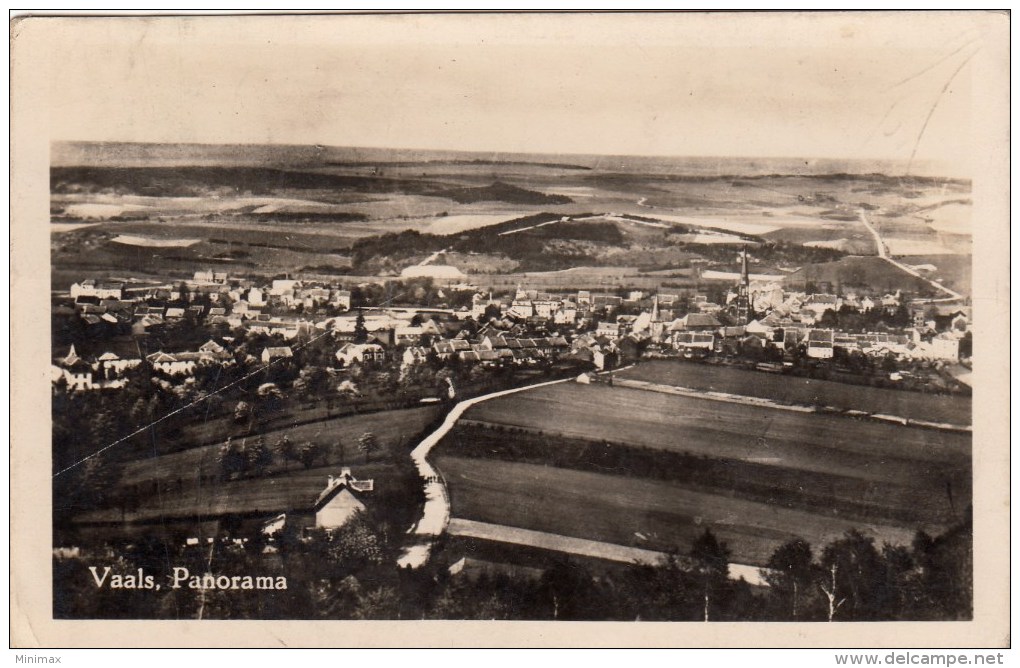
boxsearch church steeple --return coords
[62,344,80,366]
[736,246,751,324]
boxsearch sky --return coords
[16,12,1001,171]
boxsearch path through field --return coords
[448,518,768,586]
[858,208,963,301]
[612,377,970,432]
[396,377,572,568]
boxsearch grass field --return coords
[440,381,969,567]
[615,361,971,425]
[899,254,972,297]
[119,405,441,486]
[435,456,920,567]
[463,384,970,481]
[444,420,963,526]
[76,405,441,524]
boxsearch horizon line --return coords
[51,139,956,171]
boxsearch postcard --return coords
[10,11,1010,648]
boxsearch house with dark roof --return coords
[806,329,835,359]
[263,469,375,538]
[310,469,374,530]
[262,346,295,364]
[335,343,384,366]
[669,313,722,332]
[52,345,95,391]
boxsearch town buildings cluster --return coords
[54,256,971,394]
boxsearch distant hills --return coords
[50,166,441,198]
[51,141,967,180]
[432,181,572,205]
[51,166,573,208]
[349,211,846,274]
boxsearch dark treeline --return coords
[431,181,573,205]
[53,517,971,621]
[443,423,964,526]
[348,213,845,274]
[50,166,443,198]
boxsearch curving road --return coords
[857,209,963,302]
[396,377,573,568]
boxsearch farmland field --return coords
[434,456,920,567]
[438,381,970,568]
[615,360,971,425]
[462,384,970,479]
[74,405,441,524]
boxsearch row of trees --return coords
[217,432,381,481]
[54,514,971,621]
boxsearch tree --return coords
[304,366,330,398]
[690,528,731,621]
[276,435,297,467]
[326,514,385,572]
[233,401,251,424]
[358,432,379,463]
[817,561,845,622]
[958,331,972,358]
[353,309,368,344]
[765,538,816,620]
[537,560,598,620]
[483,303,501,322]
[218,438,247,480]
[246,436,273,475]
[88,410,119,450]
[55,454,122,513]
[819,529,889,621]
[298,441,324,469]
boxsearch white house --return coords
[70,279,123,300]
[53,345,95,391]
[261,347,294,364]
[313,469,374,530]
[806,329,835,359]
[595,321,623,340]
[333,290,352,311]
[271,279,300,296]
[335,343,386,366]
[931,334,960,361]
[401,346,430,366]
[95,352,142,379]
[193,270,228,285]
[248,287,266,307]
[147,351,198,376]
[508,300,535,319]
[532,299,560,319]
[553,302,578,325]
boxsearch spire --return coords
[736,246,751,325]
[63,345,80,366]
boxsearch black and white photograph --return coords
[10,10,1010,648]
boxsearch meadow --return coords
[75,405,441,525]
[436,381,970,567]
[615,361,971,425]
[434,456,920,567]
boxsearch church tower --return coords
[736,246,751,324]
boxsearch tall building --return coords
[735,246,751,324]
